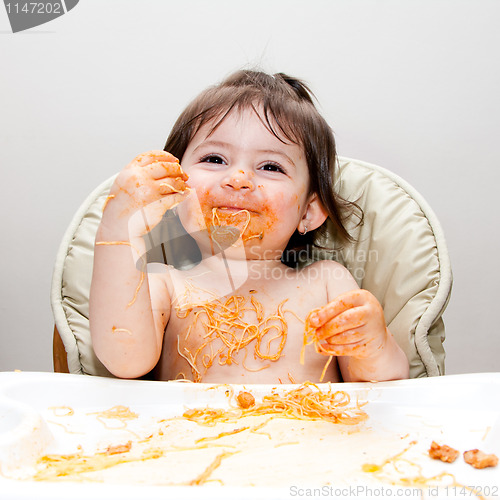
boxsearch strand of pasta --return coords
[174,287,289,381]
[95,240,146,307]
[210,207,263,243]
[188,451,238,485]
[183,382,368,426]
[362,444,485,499]
[301,307,334,382]
[102,194,116,211]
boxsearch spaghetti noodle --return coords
[33,447,165,481]
[207,207,264,248]
[363,443,487,499]
[88,405,139,429]
[174,284,290,382]
[48,406,74,417]
[188,451,238,485]
[95,240,146,307]
[183,383,367,426]
[210,208,250,246]
[301,308,333,382]
[102,194,115,211]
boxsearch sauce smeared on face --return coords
[178,108,315,259]
[192,190,281,251]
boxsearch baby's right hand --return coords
[106,150,189,236]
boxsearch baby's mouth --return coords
[216,205,258,214]
[210,207,251,235]
[208,207,264,245]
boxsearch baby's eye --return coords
[200,154,225,164]
[259,163,286,174]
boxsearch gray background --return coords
[1,0,499,375]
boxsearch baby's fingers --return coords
[158,178,189,195]
[320,325,365,345]
[146,161,189,181]
[317,340,369,358]
[308,289,367,328]
[132,150,179,167]
[313,307,366,341]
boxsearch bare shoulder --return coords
[300,259,354,280]
[300,260,359,297]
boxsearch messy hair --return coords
[164,69,361,250]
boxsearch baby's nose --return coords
[223,168,255,190]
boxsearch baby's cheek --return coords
[292,193,303,213]
[258,208,279,239]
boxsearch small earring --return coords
[299,224,308,235]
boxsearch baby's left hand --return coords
[307,289,389,359]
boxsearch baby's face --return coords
[177,107,311,260]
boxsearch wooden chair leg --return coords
[53,325,70,373]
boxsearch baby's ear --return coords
[298,193,328,234]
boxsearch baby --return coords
[89,70,409,384]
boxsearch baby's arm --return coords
[89,151,188,378]
[308,262,409,382]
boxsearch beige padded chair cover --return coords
[51,157,452,378]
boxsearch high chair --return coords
[51,157,452,378]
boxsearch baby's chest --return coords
[169,283,327,378]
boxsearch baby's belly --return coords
[156,321,342,384]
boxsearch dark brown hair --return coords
[164,69,360,251]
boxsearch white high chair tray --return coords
[0,372,498,500]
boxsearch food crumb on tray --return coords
[463,449,498,469]
[428,441,459,463]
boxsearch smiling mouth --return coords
[209,207,252,241]
[216,206,258,214]
[211,207,252,226]
[203,207,265,245]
